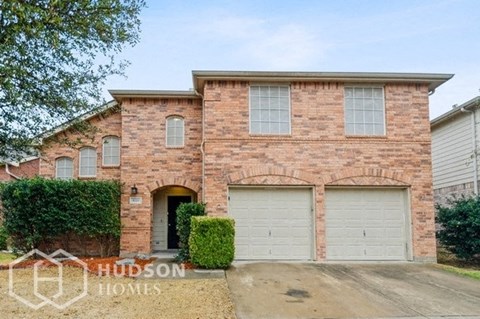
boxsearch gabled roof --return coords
[38,100,118,142]
[192,70,453,93]
[431,96,480,128]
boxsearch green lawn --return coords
[0,252,15,265]
[437,247,480,280]
[439,264,480,280]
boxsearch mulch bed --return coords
[0,256,156,277]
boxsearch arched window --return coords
[79,147,97,177]
[166,116,184,147]
[102,136,120,166]
[55,157,73,180]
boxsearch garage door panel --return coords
[229,188,313,260]
[326,188,408,261]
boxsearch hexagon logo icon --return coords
[9,249,88,310]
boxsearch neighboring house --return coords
[24,70,453,262]
[431,96,480,207]
[0,157,39,181]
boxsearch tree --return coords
[0,0,145,160]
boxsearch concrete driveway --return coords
[226,263,480,319]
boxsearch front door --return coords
[167,196,192,249]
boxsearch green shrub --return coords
[0,225,8,250]
[436,195,480,260]
[175,202,205,262]
[0,177,121,256]
[189,216,235,269]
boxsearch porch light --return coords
[131,184,138,195]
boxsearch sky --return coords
[104,0,480,119]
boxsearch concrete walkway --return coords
[226,262,480,319]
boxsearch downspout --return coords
[5,163,20,180]
[194,90,206,202]
[461,107,478,195]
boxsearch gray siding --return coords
[432,112,474,189]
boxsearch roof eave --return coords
[431,96,480,127]
[192,70,454,92]
[38,100,118,142]
[109,90,200,101]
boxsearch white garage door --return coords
[325,188,409,261]
[228,188,313,260]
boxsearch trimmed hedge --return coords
[175,202,205,262]
[189,216,235,269]
[436,195,480,260]
[0,177,121,256]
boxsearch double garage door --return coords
[228,187,409,261]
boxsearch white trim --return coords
[165,116,185,148]
[55,157,73,180]
[249,84,291,135]
[102,136,121,167]
[344,86,386,136]
[78,147,97,178]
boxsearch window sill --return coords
[345,135,387,139]
[78,176,96,180]
[249,134,292,138]
[166,146,185,149]
[101,165,120,169]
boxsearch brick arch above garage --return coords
[323,168,412,186]
[225,165,315,185]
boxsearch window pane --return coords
[374,88,383,98]
[166,117,184,146]
[80,148,96,177]
[344,87,385,136]
[250,86,290,134]
[345,123,355,135]
[103,137,120,166]
[56,158,73,180]
[345,98,354,109]
[374,124,385,135]
[345,110,354,123]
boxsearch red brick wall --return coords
[39,111,122,180]
[202,80,436,262]
[119,97,203,255]
[0,158,40,181]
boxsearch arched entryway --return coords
[151,186,197,251]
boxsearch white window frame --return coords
[102,136,120,166]
[166,116,185,147]
[55,157,73,180]
[79,147,97,177]
[249,85,291,135]
[344,86,386,136]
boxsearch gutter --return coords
[461,107,478,195]
[194,90,206,202]
[5,163,20,180]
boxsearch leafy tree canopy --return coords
[0,0,145,160]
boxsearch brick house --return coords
[431,96,480,207]
[0,157,39,181]
[36,70,452,262]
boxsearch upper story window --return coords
[344,87,385,136]
[250,85,291,135]
[55,157,73,180]
[79,147,97,177]
[103,136,120,166]
[166,116,184,147]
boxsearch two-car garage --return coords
[228,187,410,261]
